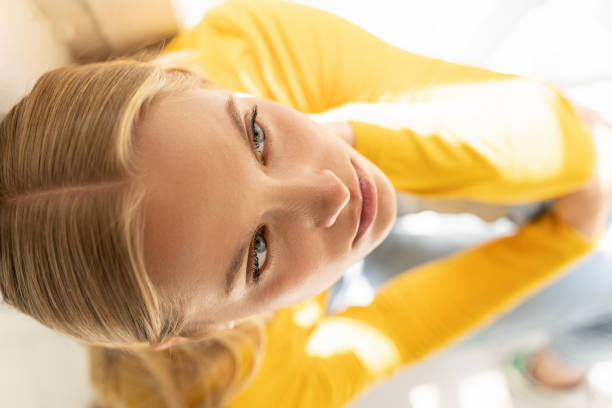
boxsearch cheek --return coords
[256,231,338,310]
[272,104,329,150]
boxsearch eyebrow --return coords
[224,95,257,296]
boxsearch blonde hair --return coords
[0,58,266,407]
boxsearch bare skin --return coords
[528,349,586,389]
[553,103,612,241]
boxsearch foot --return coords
[503,349,594,408]
[528,349,586,390]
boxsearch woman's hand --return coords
[553,103,612,240]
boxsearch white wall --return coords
[0,304,94,407]
[0,0,72,116]
[0,1,179,406]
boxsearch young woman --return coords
[1,0,610,407]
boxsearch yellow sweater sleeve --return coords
[166,0,595,203]
[349,82,595,202]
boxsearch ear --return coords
[152,336,189,351]
[153,321,236,350]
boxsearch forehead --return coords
[135,89,250,307]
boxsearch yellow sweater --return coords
[166,1,597,406]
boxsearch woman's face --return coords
[137,88,396,330]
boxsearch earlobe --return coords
[152,336,188,351]
[153,322,237,350]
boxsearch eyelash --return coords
[247,105,269,285]
[249,227,268,284]
[249,106,266,163]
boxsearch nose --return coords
[269,168,350,228]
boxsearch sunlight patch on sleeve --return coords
[292,299,324,328]
[305,317,400,376]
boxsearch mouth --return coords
[350,158,378,247]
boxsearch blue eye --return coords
[250,227,267,284]
[250,106,266,160]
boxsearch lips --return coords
[350,159,378,247]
